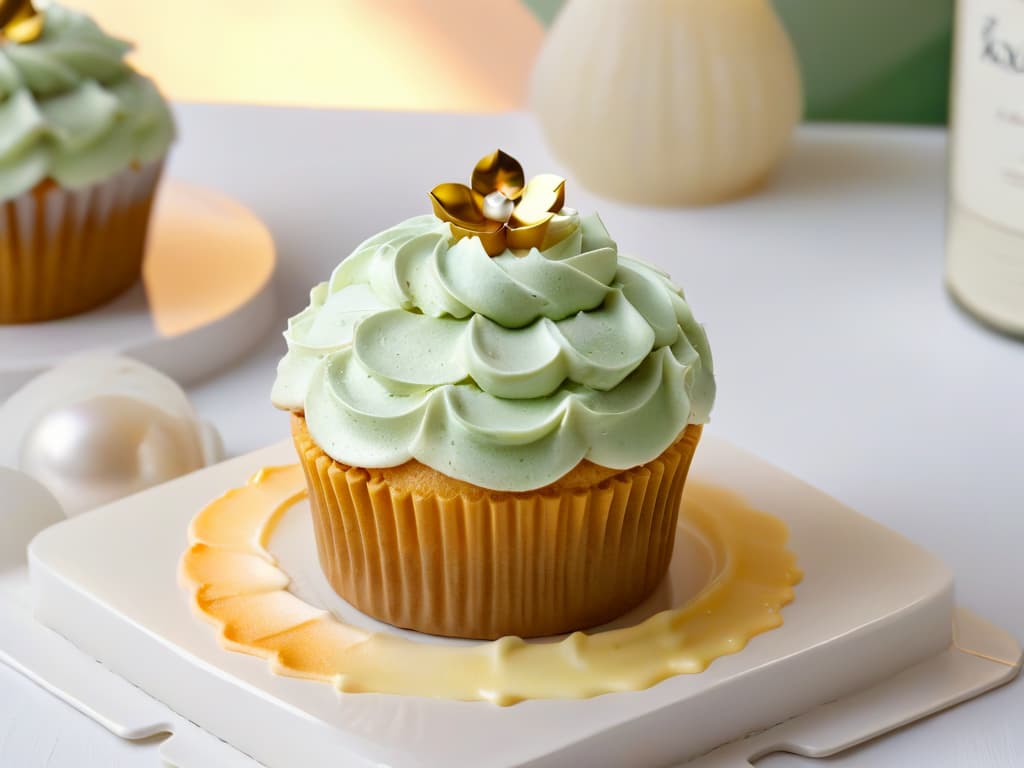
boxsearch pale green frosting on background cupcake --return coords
[273,213,715,492]
[0,4,175,201]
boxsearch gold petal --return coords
[511,173,565,227]
[0,0,30,27]
[449,221,507,257]
[430,183,487,229]
[506,215,552,252]
[472,150,526,201]
[0,0,43,43]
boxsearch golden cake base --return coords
[292,415,703,639]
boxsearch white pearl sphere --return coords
[482,191,515,222]
[20,395,205,516]
[0,355,222,517]
[17,397,204,518]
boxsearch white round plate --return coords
[0,180,277,399]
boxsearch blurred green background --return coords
[523,0,954,124]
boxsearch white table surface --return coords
[1,103,1021,768]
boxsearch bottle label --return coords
[953,0,1024,233]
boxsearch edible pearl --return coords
[482,191,515,222]
[20,395,205,517]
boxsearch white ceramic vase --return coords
[530,0,802,205]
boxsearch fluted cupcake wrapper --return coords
[293,415,702,640]
[0,160,164,324]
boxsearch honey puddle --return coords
[180,465,801,705]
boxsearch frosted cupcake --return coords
[0,2,175,324]
[273,151,715,639]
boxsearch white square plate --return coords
[22,436,1021,767]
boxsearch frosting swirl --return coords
[0,4,175,201]
[272,214,715,491]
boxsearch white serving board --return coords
[8,437,1020,767]
[0,180,277,399]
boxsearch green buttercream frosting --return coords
[272,214,715,491]
[0,4,175,201]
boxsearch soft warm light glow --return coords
[143,181,275,337]
[63,0,543,111]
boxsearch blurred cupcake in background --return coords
[0,1,175,324]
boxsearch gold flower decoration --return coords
[430,150,574,257]
[0,0,42,44]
